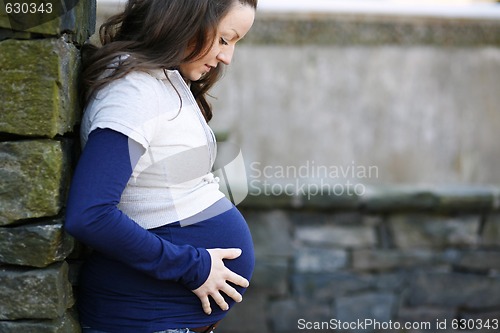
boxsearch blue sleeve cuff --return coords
[182,247,211,290]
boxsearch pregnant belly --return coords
[78,199,254,328]
[153,200,255,283]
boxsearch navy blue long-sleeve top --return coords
[65,128,255,332]
[65,128,211,289]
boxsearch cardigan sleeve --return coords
[64,128,211,290]
[80,71,165,150]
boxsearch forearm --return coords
[64,128,210,289]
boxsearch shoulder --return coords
[81,71,167,148]
[102,70,162,100]
[88,69,169,114]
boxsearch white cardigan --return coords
[80,69,225,229]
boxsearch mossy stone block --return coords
[0,140,67,225]
[0,311,80,333]
[0,220,74,267]
[0,262,74,320]
[0,38,80,137]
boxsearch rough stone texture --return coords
[0,140,67,225]
[483,213,500,246]
[0,220,74,267]
[360,186,497,213]
[434,186,499,212]
[301,191,361,210]
[242,190,296,209]
[217,288,269,333]
[460,309,500,322]
[0,0,96,44]
[0,38,80,138]
[361,187,440,212]
[251,257,288,296]
[270,298,332,333]
[245,13,500,46]
[244,210,294,258]
[453,250,500,272]
[374,272,412,292]
[292,273,374,300]
[352,249,438,271]
[295,225,376,248]
[238,190,500,332]
[407,272,500,309]
[290,211,365,226]
[241,186,500,214]
[0,311,80,333]
[294,247,347,273]
[389,214,480,249]
[334,293,396,333]
[0,262,74,320]
[0,28,31,40]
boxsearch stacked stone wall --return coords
[0,2,95,332]
[220,189,500,333]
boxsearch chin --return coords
[187,74,203,82]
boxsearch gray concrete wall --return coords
[210,11,500,187]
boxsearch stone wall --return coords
[0,1,95,332]
[219,188,500,333]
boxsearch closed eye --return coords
[220,37,229,46]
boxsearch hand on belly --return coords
[191,248,249,315]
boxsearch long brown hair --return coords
[81,0,257,122]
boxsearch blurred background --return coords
[98,0,500,188]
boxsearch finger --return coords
[199,295,212,315]
[211,292,229,311]
[226,271,249,288]
[221,284,242,303]
[216,248,242,260]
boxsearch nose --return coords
[216,46,235,65]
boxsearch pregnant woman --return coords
[64,1,257,332]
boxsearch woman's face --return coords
[179,3,255,81]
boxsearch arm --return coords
[65,128,248,312]
[65,128,205,289]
